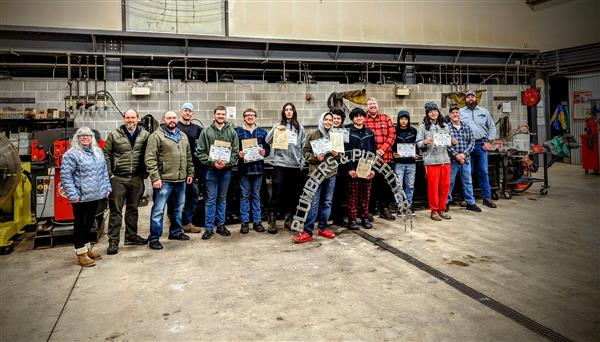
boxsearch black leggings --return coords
[72,200,99,249]
[269,166,304,218]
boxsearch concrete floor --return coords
[0,162,598,341]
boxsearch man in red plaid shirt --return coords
[364,97,396,220]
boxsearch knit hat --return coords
[465,90,476,97]
[424,102,439,114]
[349,108,366,120]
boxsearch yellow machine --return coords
[0,134,35,254]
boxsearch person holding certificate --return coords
[344,108,377,230]
[293,112,339,243]
[235,108,271,234]
[416,102,457,221]
[392,110,418,211]
[196,106,239,239]
[265,103,306,234]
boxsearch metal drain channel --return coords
[352,229,572,342]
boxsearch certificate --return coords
[288,131,298,145]
[243,146,263,163]
[310,138,332,156]
[433,133,451,147]
[331,128,349,143]
[272,129,289,150]
[241,138,258,150]
[397,143,416,158]
[356,158,373,179]
[209,145,231,163]
[330,131,345,153]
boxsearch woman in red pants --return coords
[416,102,457,221]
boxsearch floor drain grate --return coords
[353,229,572,342]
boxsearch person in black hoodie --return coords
[392,110,418,210]
[344,108,376,230]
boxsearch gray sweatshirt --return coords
[416,123,451,166]
[265,122,305,168]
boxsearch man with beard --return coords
[103,109,150,255]
[167,103,203,234]
[196,106,239,240]
[460,90,497,208]
[144,111,194,250]
[364,97,396,220]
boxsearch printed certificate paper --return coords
[243,146,263,162]
[356,158,373,179]
[272,129,289,150]
[433,133,451,147]
[209,140,232,162]
[310,138,332,156]
[397,143,416,158]
[329,131,345,153]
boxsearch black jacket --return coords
[392,112,418,164]
[344,124,376,171]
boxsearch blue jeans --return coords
[448,161,476,205]
[204,168,232,230]
[304,176,336,235]
[471,140,492,200]
[239,174,262,223]
[394,163,416,205]
[167,179,199,226]
[149,181,185,242]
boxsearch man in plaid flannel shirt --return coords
[364,97,396,220]
[447,104,481,213]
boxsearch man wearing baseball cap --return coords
[167,102,204,233]
[460,90,497,208]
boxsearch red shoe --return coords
[317,229,335,239]
[292,231,313,243]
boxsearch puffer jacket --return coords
[145,125,194,183]
[103,125,149,177]
[196,121,239,169]
[61,147,111,202]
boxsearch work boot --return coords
[202,229,214,240]
[75,246,95,267]
[483,199,497,208]
[86,243,102,260]
[267,213,277,234]
[379,207,396,221]
[466,204,482,212]
[240,222,250,234]
[361,219,373,229]
[124,235,147,245]
[184,223,202,233]
[253,222,265,232]
[106,240,118,255]
[348,220,359,230]
[216,225,231,236]
[367,213,374,222]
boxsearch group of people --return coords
[59,92,497,267]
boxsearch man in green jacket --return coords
[196,105,239,240]
[144,111,194,250]
[104,109,150,255]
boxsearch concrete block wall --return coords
[1,79,528,139]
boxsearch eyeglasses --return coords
[78,135,92,139]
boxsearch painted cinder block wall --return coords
[0,79,528,139]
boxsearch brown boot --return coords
[76,246,96,267]
[86,243,102,260]
[184,223,202,233]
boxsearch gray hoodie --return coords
[265,121,305,168]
